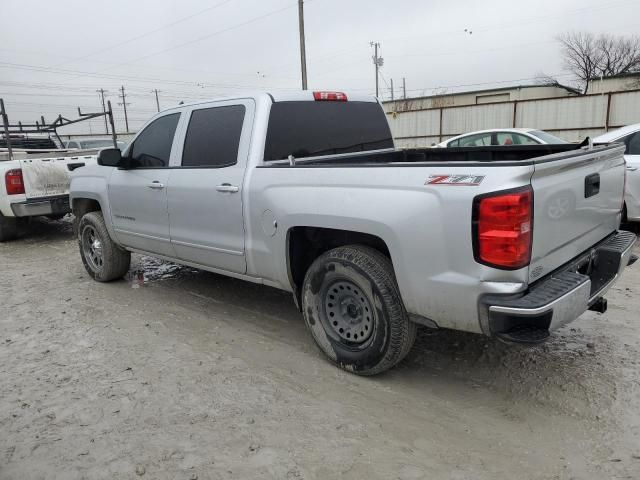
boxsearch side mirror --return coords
[97,148,122,167]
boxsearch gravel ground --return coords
[1,218,639,480]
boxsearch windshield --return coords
[530,130,568,144]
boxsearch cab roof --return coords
[160,91,379,112]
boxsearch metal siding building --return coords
[385,86,640,147]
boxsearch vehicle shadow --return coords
[12,215,75,243]
[13,221,630,420]
[128,254,628,419]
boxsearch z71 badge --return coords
[425,174,485,186]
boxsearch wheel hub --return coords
[82,225,104,272]
[324,280,373,343]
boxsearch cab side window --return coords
[181,105,245,168]
[129,113,180,168]
[459,133,492,147]
[496,132,539,145]
[626,132,640,155]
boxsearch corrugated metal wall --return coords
[442,103,513,135]
[386,89,640,147]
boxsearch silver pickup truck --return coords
[70,91,636,375]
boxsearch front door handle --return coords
[147,181,165,189]
[627,166,638,172]
[216,184,239,193]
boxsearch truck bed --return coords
[263,143,590,167]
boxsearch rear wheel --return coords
[78,211,131,281]
[0,213,19,242]
[301,245,416,375]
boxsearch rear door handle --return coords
[216,184,239,193]
[627,166,638,171]
[147,181,165,189]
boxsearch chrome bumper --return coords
[10,195,70,218]
[482,230,637,342]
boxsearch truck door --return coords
[108,112,181,257]
[167,100,253,274]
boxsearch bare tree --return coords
[558,32,603,94]
[557,32,640,94]
[534,72,580,94]
[597,34,640,77]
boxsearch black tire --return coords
[78,211,131,282]
[0,213,19,242]
[301,245,416,375]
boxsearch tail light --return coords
[473,186,533,269]
[5,169,25,195]
[313,91,347,102]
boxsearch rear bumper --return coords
[10,195,70,218]
[481,230,637,343]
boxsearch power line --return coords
[0,61,301,91]
[48,0,237,71]
[69,3,298,82]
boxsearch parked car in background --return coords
[66,138,127,150]
[70,91,635,375]
[436,128,568,147]
[594,123,640,223]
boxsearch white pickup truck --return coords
[70,91,636,375]
[0,148,97,241]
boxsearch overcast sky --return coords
[1,0,639,134]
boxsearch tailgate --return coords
[19,154,96,199]
[528,144,626,282]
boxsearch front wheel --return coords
[301,245,416,375]
[78,211,131,282]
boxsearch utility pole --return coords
[390,78,394,101]
[298,0,308,90]
[117,85,131,133]
[0,99,13,159]
[153,89,161,112]
[97,89,108,134]
[107,100,118,148]
[370,42,382,98]
[402,77,406,100]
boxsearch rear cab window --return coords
[264,101,393,161]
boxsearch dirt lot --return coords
[1,218,639,480]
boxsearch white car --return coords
[594,124,640,223]
[437,128,568,147]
